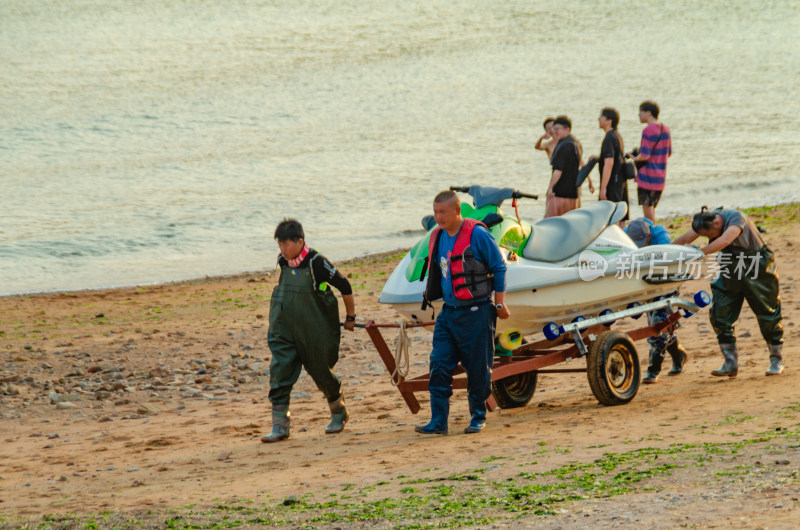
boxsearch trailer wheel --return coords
[491,371,538,409]
[586,330,640,406]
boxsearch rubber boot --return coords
[415,395,449,435]
[325,395,349,434]
[711,343,738,377]
[765,344,784,376]
[642,350,664,384]
[666,339,689,376]
[464,400,487,434]
[261,404,290,443]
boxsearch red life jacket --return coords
[424,218,494,304]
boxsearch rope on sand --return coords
[390,321,410,386]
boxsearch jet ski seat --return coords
[421,215,437,231]
[480,212,504,228]
[522,201,619,263]
[420,211,504,232]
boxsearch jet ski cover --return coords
[522,201,617,263]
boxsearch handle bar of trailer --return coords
[339,321,367,328]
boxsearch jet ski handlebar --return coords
[449,186,538,202]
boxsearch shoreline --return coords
[2,202,797,300]
[0,249,411,301]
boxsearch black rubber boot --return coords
[666,339,689,375]
[415,395,449,435]
[711,343,738,377]
[325,395,349,434]
[643,350,664,384]
[765,344,784,376]
[261,404,290,443]
[464,398,487,434]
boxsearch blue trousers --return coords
[646,305,676,358]
[429,302,496,407]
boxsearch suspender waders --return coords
[709,246,783,345]
[267,263,342,405]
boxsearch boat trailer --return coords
[363,293,710,413]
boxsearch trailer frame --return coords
[364,295,704,413]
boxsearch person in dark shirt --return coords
[674,208,784,377]
[261,219,356,443]
[588,107,629,226]
[546,115,589,217]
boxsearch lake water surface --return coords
[2,0,799,294]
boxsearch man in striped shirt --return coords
[628,101,671,222]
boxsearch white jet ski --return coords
[378,186,704,338]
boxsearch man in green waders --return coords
[674,208,784,377]
[261,219,356,443]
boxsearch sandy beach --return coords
[1,205,799,528]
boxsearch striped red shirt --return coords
[636,123,672,191]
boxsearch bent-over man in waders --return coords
[261,219,356,443]
[674,208,784,377]
[417,190,510,435]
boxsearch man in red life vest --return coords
[416,190,510,435]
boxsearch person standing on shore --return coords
[627,101,671,222]
[535,117,557,160]
[546,116,589,217]
[261,219,356,443]
[535,117,557,216]
[673,208,784,377]
[589,107,629,227]
[416,190,509,435]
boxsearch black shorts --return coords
[638,188,663,207]
[606,178,630,221]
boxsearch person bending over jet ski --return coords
[261,219,356,443]
[625,218,689,383]
[674,208,784,377]
[417,190,510,435]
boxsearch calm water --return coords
[2,0,799,295]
